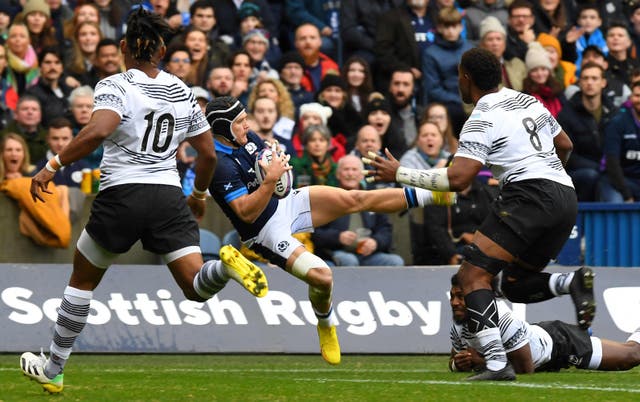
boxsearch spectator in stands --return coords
[631,3,640,56]
[0,5,11,45]
[279,51,313,116]
[375,0,432,93]
[340,0,403,65]
[236,2,281,67]
[94,0,126,41]
[573,4,608,71]
[150,0,182,34]
[465,0,508,43]
[91,38,122,86]
[25,47,72,127]
[318,73,361,153]
[206,66,234,97]
[163,44,191,83]
[400,120,450,265]
[601,81,640,202]
[312,154,404,267]
[243,28,279,86]
[557,62,617,201]
[34,117,89,188]
[67,86,101,169]
[478,15,526,93]
[0,44,11,130]
[17,0,57,54]
[171,1,230,69]
[341,55,373,116]
[523,41,565,117]
[210,0,277,41]
[228,49,252,105]
[422,7,472,136]
[424,101,458,154]
[183,28,214,88]
[5,23,39,107]
[1,95,47,162]
[295,22,339,94]
[366,94,406,159]
[531,0,576,51]
[45,0,73,45]
[423,176,498,265]
[565,44,630,108]
[290,123,338,188]
[537,32,576,90]
[350,123,380,160]
[248,79,295,142]
[250,96,294,155]
[388,66,424,153]
[504,0,537,61]
[0,132,33,180]
[63,3,100,41]
[606,22,639,88]
[285,0,340,62]
[64,21,103,87]
[292,101,345,161]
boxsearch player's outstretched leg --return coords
[317,323,341,365]
[220,245,268,297]
[20,350,64,394]
[569,266,596,329]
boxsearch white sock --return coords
[549,272,574,296]
[315,305,338,328]
[627,328,640,344]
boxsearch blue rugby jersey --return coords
[210,131,279,240]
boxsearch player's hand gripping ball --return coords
[255,147,293,198]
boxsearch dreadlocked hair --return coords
[125,7,171,62]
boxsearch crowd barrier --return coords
[557,203,640,267]
[1,264,638,354]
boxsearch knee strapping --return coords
[77,229,116,269]
[291,251,329,279]
[462,244,509,276]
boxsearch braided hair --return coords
[124,7,171,62]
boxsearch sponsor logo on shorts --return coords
[277,241,289,252]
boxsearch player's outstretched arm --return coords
[554,130,573,167]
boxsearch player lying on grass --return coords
[205,96,455,365]
[448,274,640,373]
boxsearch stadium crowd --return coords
[1,0,640,261]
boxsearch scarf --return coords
[7,45,39,91]
[310,155,333,185]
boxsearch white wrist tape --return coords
[45,161,57,173]
[396,166,450,191]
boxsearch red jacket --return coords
[300,53,339,93]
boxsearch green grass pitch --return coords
[2,354,639,401]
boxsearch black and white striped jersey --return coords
[93,69,210,190]
[450,301,554,370]
[456,87,573,188]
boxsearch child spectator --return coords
[290,124,338,188]
[572,4,608,74]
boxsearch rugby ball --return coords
[255,148,293,199]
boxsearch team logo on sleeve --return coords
[277,241,289,252]
[245,142,257,154]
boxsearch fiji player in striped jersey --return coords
[205,96,455,366]
[366,47,595,381]
[448,274,640,375]
[21,9,268,394]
